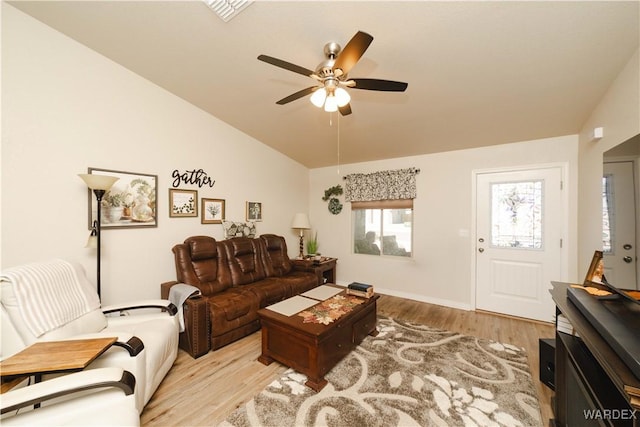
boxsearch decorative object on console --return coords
[84,168,157,229]
[583,249,605,285]
[79,172,119,299]
[169,188,197,217]
[222,220,257,239]
[246,201,262,221]
[306,231,319,257]
[291,213,311,259]
[322,185,343,215]
[201,198,225,224]
[581,250,640,304]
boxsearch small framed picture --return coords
[246,201,262,222]
[201,198,225,224]
[169,189,198,217]
[583,250,605,285]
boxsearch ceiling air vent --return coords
[204,0,252,22]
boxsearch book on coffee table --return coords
[347,282,374,298]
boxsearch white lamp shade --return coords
[324,95,338,112]
[334,87,351,107]
[85,234,98,248]
[310,88,327,107]
[78,174,119,191]
[291,213,311,229]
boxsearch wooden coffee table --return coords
[257,286,379,391]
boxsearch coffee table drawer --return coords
[353,307,377,344]
[317,322,353,376]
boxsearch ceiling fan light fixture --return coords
[310,88,327,108]
[324,95,339,112]
[334,87,351,107]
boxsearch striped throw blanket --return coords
[0,259,100,337]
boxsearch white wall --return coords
[3,4,637,312]
[310,135,578,310]
[577,48,640,276]
[1,4,309,304]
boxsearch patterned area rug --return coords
[220,316,542,427]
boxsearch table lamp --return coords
[291,213,311,259]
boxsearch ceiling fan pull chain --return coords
[337,113,341,175]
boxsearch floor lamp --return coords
[291,213,311,259]
[79,173,119,300]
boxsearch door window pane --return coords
[491,181,543,249]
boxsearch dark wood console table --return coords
[551,282,640,427]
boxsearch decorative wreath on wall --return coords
[322,185,343,215]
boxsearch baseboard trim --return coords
[335,281,472,312]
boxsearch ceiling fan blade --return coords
[351,78,408,92]
[276,86,319,105]
[332,31,374,76]
[339,103,352,116]
[258,55,315,78]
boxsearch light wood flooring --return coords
[141,294,555,426]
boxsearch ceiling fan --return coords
[258,31,408,116]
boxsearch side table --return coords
[292,257,337,285]
[0,337,117,394]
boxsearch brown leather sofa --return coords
[161,234,319,357]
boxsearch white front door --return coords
[603,161,637,288]
[475,167,564,322]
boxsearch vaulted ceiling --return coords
[9,1,639,168]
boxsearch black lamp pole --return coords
[93,189,105,300]
[79,172,118,302]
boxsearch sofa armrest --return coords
[160,281,178,300]
[180,296,210,358]
[159,281,208,357]
[102,299,178,316]
[1,367,135,415]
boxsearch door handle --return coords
[623,256,633,263]
[478,248,484,253]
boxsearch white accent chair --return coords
[1,367,140,426]
[0,259,180,414]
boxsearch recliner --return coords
[0,259,179,413]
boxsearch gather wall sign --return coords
[171,169,215,188]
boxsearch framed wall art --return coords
[201,198,225,224]
[169,189,198,217]
[246,201,262,222]
[583,250,605,285]
[86,168,157,229]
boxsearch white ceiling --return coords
[9,1,639,168]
